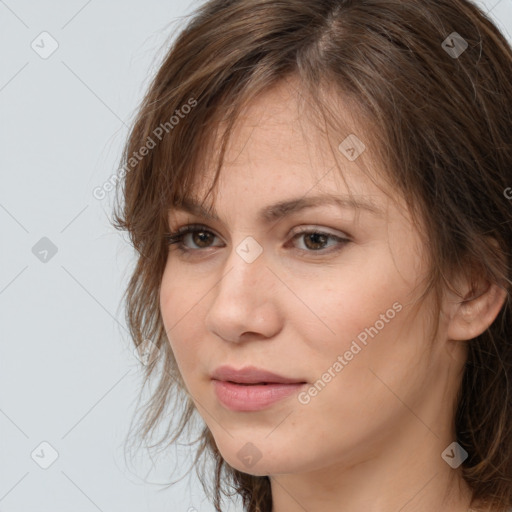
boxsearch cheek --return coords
[159,266,207,382]
[315,304,433,432]
[289,300,432,458]
[295,245,430,386]
[298,258,407,347]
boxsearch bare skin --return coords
[159,78,506,512]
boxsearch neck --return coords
[270,420,475,512]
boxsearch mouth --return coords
[222,381,307,386]
[210,365,308,411]
[210,364,307,385]
[227,382,272,385]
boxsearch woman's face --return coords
[159,80,465,477]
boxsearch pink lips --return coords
[211,365,307,411]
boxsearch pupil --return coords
[194,231,211,247]
[306,233,326,250]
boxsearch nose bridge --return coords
[205,235,281,341]
[221,234,269,299]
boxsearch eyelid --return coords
[289,225,351,240]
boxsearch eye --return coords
[166,224,221,251]
[165,224,351,255]
[289,228,350,253]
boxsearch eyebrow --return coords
[172,194,384,223]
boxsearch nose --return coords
[204,241,283,343]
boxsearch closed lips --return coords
[228,382,271,385]
[211,365,307,385]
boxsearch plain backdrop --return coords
[1,1,511,511]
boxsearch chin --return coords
[216,443,301,477]
[224,458,284,477]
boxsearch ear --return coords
[446,265,508,342]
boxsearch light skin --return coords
[159,78,506,512]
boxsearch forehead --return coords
[172,79,406,222]
[215,79,357,170]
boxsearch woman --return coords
[113,0,512,510]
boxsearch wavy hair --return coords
[112,1,512,510]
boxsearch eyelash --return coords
[165,223,351,257]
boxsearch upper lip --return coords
[211,365,306,384]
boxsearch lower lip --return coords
[212,380,306,412]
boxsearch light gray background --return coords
[1,1,511,511]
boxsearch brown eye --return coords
[166,224,221,250]
[190,230,215,248]
[291,229,350,254]
[302,232,329,250]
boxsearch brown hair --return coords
[112,0,512,510]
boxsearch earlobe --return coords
[447,279,508,341]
